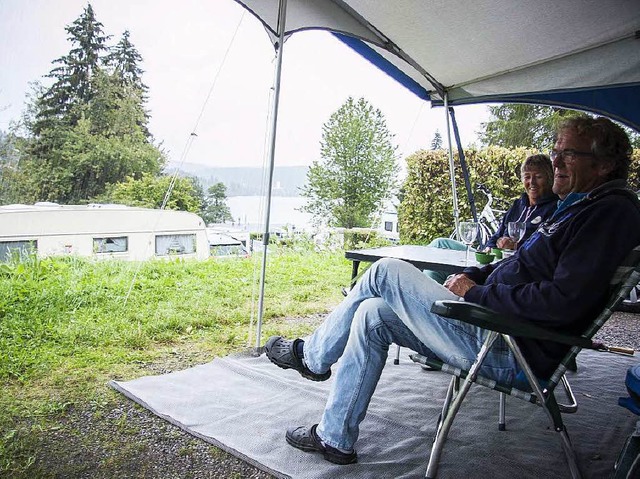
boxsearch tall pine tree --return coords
[17,3,164,204]
[105,30,150,137]
[35,4,110,133]
[106,31,147,89]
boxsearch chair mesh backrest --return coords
[549,244,640,386]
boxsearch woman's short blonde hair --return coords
[521,154,553,188]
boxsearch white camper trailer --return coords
[0,203,210,261]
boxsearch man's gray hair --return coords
[557,117,632,181]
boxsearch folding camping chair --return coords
[410,244,640,479]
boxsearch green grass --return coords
[0,248,351,476]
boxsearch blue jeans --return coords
[423,237,467,284]
[304,258,518,450]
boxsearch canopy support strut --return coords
[444,94,461,239]
[449,107,477,222]
[255,0,287,350]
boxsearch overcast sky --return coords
[0,0,493,170]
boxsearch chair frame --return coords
[410,245,640,479]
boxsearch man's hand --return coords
[444,274,477,297]
[496,236,517,250]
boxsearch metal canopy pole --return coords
[443,93,461,239]
[255,0,287,350]
[449,107,477,223]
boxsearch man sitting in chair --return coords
[263,116,640,465]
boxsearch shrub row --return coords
[399,147,640,244]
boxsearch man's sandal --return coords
[264,336,331,382]
[285,424,357,465]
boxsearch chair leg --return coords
[546,392,582,479]
[427,376,462,479]
[498,392,506,431]
[502,336,583,479]
[559,425,582,479]
[437,376,459,434]
[557,375,578,413]
[425,332,499,478]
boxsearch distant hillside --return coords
[167,163,309,197]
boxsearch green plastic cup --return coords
[475,251,495,264]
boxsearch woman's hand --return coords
[496,236,517,250]
[444,274,477,297]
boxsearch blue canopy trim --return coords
[432,83,640,133]
[333,33,431,101]
[334,33,640,132]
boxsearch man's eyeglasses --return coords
[549,149,596,163]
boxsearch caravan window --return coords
[94,237,128,254]
[384,221,393,232]
[0,240,37,261]
[155,234,197,256]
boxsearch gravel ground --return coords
[17,311,640,479]
[592,310,640,350]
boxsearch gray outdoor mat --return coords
[110,348,639,478]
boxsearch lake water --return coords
[227,196,313,230]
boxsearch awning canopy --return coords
[234,0,640,131]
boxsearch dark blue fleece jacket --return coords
[485,193,558,248]
[463,181,640,378]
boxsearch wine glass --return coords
[458,221,478,265]
[507,221,526,248]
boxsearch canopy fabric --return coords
[235,0,640,131]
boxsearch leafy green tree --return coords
[480,104,640,149]
[201,182,233,224]
[102,173,204,212]
[18,115,163,203]
[479,104,583,150]
[85,68,148,138]
[431,130,443,150]
[300,97,399,228]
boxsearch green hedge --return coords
[399,147,640,244]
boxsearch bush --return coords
[400,147,533,243]
[400,146,640,244]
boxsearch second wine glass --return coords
[507,221,526,248]
[458,221,478,265]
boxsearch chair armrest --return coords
[431,300,592,348]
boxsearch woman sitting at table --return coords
[426,153,557,283]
